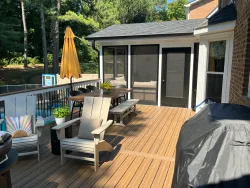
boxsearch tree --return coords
[94,0,120,29]
[166,0,187,21]
[51,0,61,74]
[118,0,166,24]
[0,1,22,60]
[20,0,28,68]
[40,0,49,73]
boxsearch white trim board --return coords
[99,45,104,82]
[207,7,218,18]
[99,36,197,46]
[128,45,131,99]
[194,21,235,35]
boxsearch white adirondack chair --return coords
[52,97,113,171]
[0,95,44,161]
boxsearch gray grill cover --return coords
[172,103,250,188]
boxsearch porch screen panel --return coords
[103,48,114,80]
[165,53,185,98]
[131,45,158,105]
[103,46,128,86]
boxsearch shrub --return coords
[47,53,53,65]
[0,58,8,67]
[0,80,5,86]
[9,56,25,65]
[28,56,41,65]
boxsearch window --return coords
[206,41,226,103]
[103,46,128,84]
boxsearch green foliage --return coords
[76,37,98,65]
[0,0,188,76]
[118,0,166,23]
[0,1,23,58]
[9,56,25,65]
[58,10,99,30]
[100,82,112,90]
[81,63,98,74]
[166,0,188,21]
[47,53,53,65]
[28,56,41,65]
[0,58,8,67]
[52,105,70,118]
[95,0,120,29]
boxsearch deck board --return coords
[11,105,194,188]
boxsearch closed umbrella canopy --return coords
[60,27,81,79]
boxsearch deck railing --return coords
[0,79,101,125]
[0,84,42,94]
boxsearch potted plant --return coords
[100,82,113,94]
[52,105,70,125]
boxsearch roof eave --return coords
[86,33,194,41]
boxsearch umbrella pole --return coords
[70,77,73,92]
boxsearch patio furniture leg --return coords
[94,146,99,171]
[119,114,125,127]
[79,105,82,117]
[61,148,66,165]
[114,114,117,124]
[37,141,40,162]
[70,101,75,120]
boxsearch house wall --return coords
[189,0,219,19]
[229,0,250,105]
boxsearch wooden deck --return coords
[11,105,194,188]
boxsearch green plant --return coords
[0,58,8,67]
[100,81,112,90]
[28,56,40,65]
[47,53,53,65]
[9,56,25,65]
[52,105,70,118]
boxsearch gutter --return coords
[91,40,100,79]
[86,33,194,41]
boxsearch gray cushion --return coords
[78,118,103,140]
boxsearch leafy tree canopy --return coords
[0,0,188,70]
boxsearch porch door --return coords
[161,48,191,107]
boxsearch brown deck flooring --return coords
[11,105,194,188]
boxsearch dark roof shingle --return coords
[86,19,206,40]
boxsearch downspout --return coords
[91,40,100,79]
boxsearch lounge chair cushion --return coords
[6,115,32,137]
[78,118,103,140]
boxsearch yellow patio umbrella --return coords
[60,27,81,91]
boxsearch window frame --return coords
[206,40,227,103]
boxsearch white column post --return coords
[157,45,162,106]
[99,45,103,82]
[188,43,194,109]
[196,39,209,112]
[128,45,131,99]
